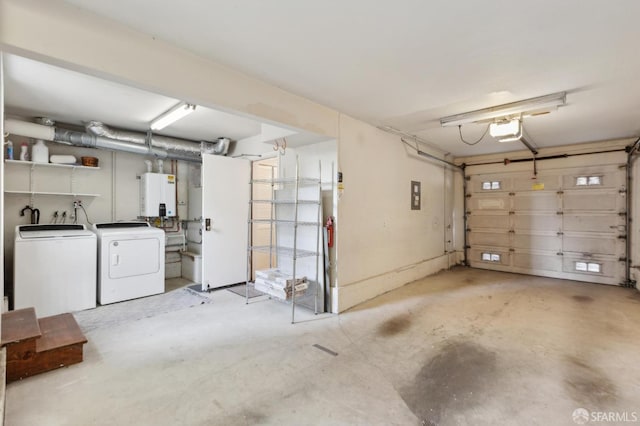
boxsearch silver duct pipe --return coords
[4,118,235,163]
[4,119,203,163]
[54,129,200,162]
[85,121,230,156]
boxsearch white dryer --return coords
[14,224,97,317]
[93,222,165,304]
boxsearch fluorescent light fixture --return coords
[489,118,522,142]
[150,102,196,130]
[440,91,566,127]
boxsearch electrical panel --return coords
[140,173,176,217]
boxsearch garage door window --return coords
[481,252,501,262]
[575,176,602,186]
[482,181,501,190]
[575,261,602,273]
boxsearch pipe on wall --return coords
[5,119,55,141]
[4,119,215,163]
[85,121,230,156]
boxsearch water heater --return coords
[140,173,176,217]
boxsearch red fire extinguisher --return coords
[326,216,334,248]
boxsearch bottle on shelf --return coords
[32,139,49,163]
[6,140,13,160]
[19,143,29,161]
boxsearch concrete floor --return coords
[5,267,640,426]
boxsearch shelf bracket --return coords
[29,164,35,194]
[70,167,76,194]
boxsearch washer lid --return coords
[17,224,94,239]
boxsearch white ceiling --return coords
[3,54,265,142]
[9,1,640,157]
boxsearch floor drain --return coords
[313,344,338,356]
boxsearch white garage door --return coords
[465,152,626,285]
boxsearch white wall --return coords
[295,141,338,292]
[334,115,457,312]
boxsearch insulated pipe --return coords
[87,120,203,153]
[54,129,200,162]
[85,121,230,156]
[5,119,202,163]
[5,119,55,141]
[55,129,160,155]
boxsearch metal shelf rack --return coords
[246,156,323,323]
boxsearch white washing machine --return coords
[93,222,165,304]
[14,224,97,317]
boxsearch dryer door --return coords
[109,238,161,278]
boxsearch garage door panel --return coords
[468,248,510,267]
[513,193,558,211]
[563,214,624,233]
[468,232,510,248]
[562,255,621,281]
[562,234,621,256]
[512,251,562,272]
[469,194,510,212]
[468,214,510,230]
[514,214,560,232]
[513,233,560,251]
[513,175,560,191]
[563,190,622,212]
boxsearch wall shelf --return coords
[4,191,100,197]
[5,160,100,171]
[4,159,102,205]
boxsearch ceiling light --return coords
[150,102,196,130]
[489,118,522,142]
[440,91,566,127]
[496,132,522,143]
